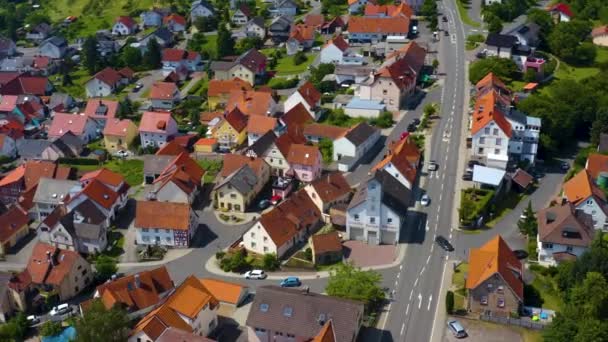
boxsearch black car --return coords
[412,118,421,125]
[513,250,529,260]
[468,160,483,168]
[462,171,473,181]
[407,123,417,132]
[435,235,454,251]
[444,30,449,36]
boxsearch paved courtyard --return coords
[443,317,526,342]
[343,241,397,268]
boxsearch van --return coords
[447,320,467,338]
[50,303,71,317]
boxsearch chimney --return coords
[134,274,141,288]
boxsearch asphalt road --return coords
[379,1,468,341]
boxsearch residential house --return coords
[191,0,216,20]
[243,189,322,258]
[364,3,413,17]
[287,24,315,55]
[48,113,98,143]
[348,0,375,14]
[472,165,507,191]
[547,3,573,23]
[484,33,517,58]
[286,144,322,182]
[85,67,125,98]
[140,9,168,28]
[163,14,187,32]
[592,25,608,47]
[0,37,16,58]
[213,108,247,152]
[62,174,128,225]
[112,16,138,36]
[0,272,17,322]
[84,99,119,129]
[304,172,351,213]
[0,206,30,256]
[335,65,376,84]
[585,153,608,180]
[162,48,201,72]
[273,0,298,17]
[563,169,608,230]
[346,170,410,245]
[304,14,325,30]
[320,16,345,35]
[320,35,364,65]
[194,138,217,153]
[17,132,84,161]
[344,98,386,118]
[347,16,409,43]
[210,48,267,86]
[139,111,178,148]
[284,81,322,120]
[310,231,343,265]
[143,155,178,184]
[355,41,426,111]
[371,135,420,189]
[198,278,249,319]
[246,285,364,341]
[536,202,595,266]
[505,22,540,47]
[38,36,67,59]
[268,15,292,43]
[10,242,92,303]
[132,28,174,53]
[25,23,52,43]
[91,267,174,319]
[103,119,138,153]
[207,78,253,109]
[213,154,270,212]
[247,115,281,146]
[245,17,266,39]
[282,102,314,131]
[129,276,219,341]
[226,90,277,117]
[32,178,80,221]
[303,123,347,144]
[233,5,252,25]
[149,82,181,110]
[135,201,198,248]
[0,75,52,96]
[0,160,71,205]
[333,122,381,171]
[466,235,523,316]
[0,133,16,158]
[147,152,205,204]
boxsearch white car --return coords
[114,150,130,158]
[50,303,71,317]
[244,270,267,279]
[421,194,430,206]
[27,315,40,326]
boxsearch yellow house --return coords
[207,78,252,110]
[212,109,247,152]
[213,154,270,212]
[0,207,30,256]
[103,119,138,153]
[194,138,218,153]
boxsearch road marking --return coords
[414,277,419,287]
[428,295,433,310]
[441,183,444,191]
[425,223,430,231]
[426,254,431,264]
[406,303,410,315]
[437,205,441,213]
[421,266,426,275]
[433,232,437,240]
[449,233,453,239]
[439,193,443,202]
[397,272,400,278]
[418,293,423,309]
[401,322,406,335]
[410,289,414,301]
[445,255,449,260]
[395,279,399,286]
[431,243,435,252]
[399,265,403,270]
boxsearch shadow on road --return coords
[191,224,219,248]
[401,211,427,244]
[358,327,395,342]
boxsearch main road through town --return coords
[380,0,467,341]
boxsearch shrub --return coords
[304,248,313,261]
[370,111,394,128]
[262,253,281,271]
[446,290,455,314]
[40,321,63,337]
[293,51,307,65]
[268,77,300,89]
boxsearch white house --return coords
[563,170,608,231]
[284,81,322,120]
[190,0,215,20]
[232,6,252,25]
[371,135,420,189]
[245,17,266,39]
[548,3,572,23]
[537,202,595,266]
[112,16,137,36]
[135,201,198,248]
[346,170,410,245]
[38,36,67,59]
[32,178,80,222]
[138,111,178,148]
[85,67,124,98]
[320,36,364,65]
[333,122,381,171]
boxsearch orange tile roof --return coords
[76,179,119,209]
[466,235,523,300]
[149,82,178,100]
[303,123,348,140]
[313,320,336,342]
[563,169,606,205]
[162,152,205,185]
[226,90,275,116]
[200,111,223,125]
[311,231,342,254]
[372,136,420,184]
[166,276,218,319]
[199,278,247,305]
[156,140,187,156]
[282,103,313,129]
[470,91,512,138]
[309,172,351,203]
[385,41,427,74]
[207,77,252,97]
[220,153,266,178]
[132,305,193,340]
[585,153,608,179]
[290,24,316,42]
[247,115,277,135]
[135,201,192,230]
[364,3,413,17]
[296,81,322,108]
[348,16,409,34]
[0,206,29,243]
[0,161,70,190]
[195,138,217,146]
[80,168,125,187]
[26,242,84,286]
[324,35,349,52]
[304,14,325,28]
[287,144,321,166]
[476,72,510,96]
[102,118,135,137]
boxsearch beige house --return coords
[304,172,352,213]
[210,49,267,86]
[213,154,270,212]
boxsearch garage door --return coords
[349,227,365,241]
[381,231,397,245]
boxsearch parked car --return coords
[412,118,421,126]
[114,150,130,158]
[467,160,483,169]
[133,82,143,92]
[462,171,473,181]
[428,160,438,171]
[513,249,529,260]
[420,194,430,206]
[560,162,570,171]
[27,315,40,326]
[407,123,417,132]
[270,195,282,205]
[244,269,267,279]
[435,235,454,251]
[50,303,71,317]
[444,30,449,36]
[447,320,467,338]
[258,199,271,210]
[400,131,410,140]
[442,15,448,22]
[280,276,301,287]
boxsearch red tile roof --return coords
[118,67,134,79]
[324,35,349,52]
[223,107,248,133]
[585,153,608,179]
[103,118,135,137]
[247,115,277,135]
[80,168,125,188]
[156,140,187,156]
[163,13,187,26]
[372,135,420,184]
[149,82,179,100]
[592,25,608,37]
[548,3,573,18]
[308,172,351,203]
[139,111,175,133]
[135,201,192,230]
[296,81,322,108]
[84,99,119,121]
[0,95,18,112]
[287,144,321,166]
[162,48,188,62]
[386,41,427,74]
[282,103,313,129]
[208,78,252,97]
[220,153,266,178]
[75,179,120,209]
[311,231,342,254]
[91,67,122,86]
[348,16,409,34]
[563,169,607,206]
[304,14,325,28]
[364,3,413,17]
[0,206,29,244]
[303,123,348,140]
[471,91,513,138]
[226,90,275,116]
[48,113,92,138]
[290,24,316,42]
[26,242,86,286]
[116,16,137,29]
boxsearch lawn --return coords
[528,266,564,311]
[460,188,495,227]
[485,191,528,228]
[456,0,482,28]
[202,34,218,60]
[262,49,317,76]
[52,68,91,99]
[451,262,469,313]
[104,159,144,186]
[196,159,223,184]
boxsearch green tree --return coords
[590,108,608,146]
[319,138,334,164]
[518,201,537,236]
[217,22,235,58]
[143,38,162,69]
[235,37,263,54]
[121,46,142,69]
[25,13,51,27]
[543,312,579,342]
[423,103,437,117]
[469,57,518,84]
[74,299,130,342]
[420,0,438,18]
[262,253,280,271]
[548,20,594,65]
[485,12,503,34]
[459,196,476,226]
[325,263,385,313]
[0,313,28,340]
[39,321,63,337]
[432,59,439,72]
[193,16,217,32]
[446,290,454,314]
[95,255,118,281]
[573,319,608,342]
[568,272,608,319]
[83,36,100,75]
[309,63,336,86]
[293,51,307,65]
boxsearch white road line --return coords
[418,293,423,309]
[437,205,441,213]
[441,183,444,191]
[395,279,399,286]
[406,303,410,315]
[397,272,400,278]
[414,277,419,287]
[421,266,426,274]
[426,223,430,231]
[428,295,433,310]
[400,322,406,335]
[449,233,453,239]
[426,254,431,264]
[431,243,435,252]
[439,193,443,202]
[409,290,414,301]
[433,232,437,240]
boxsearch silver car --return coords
[447,320,467,338]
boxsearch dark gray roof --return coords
[214,164,258,194]
[152,28,173,42]
[44,36,67,48]
[375,169,411,215]
[343,122,378,146]
[143,155,175,175]
[270,16,292,31]
[246,130,277,157]
[53,132,84,157]
[192,0,216,13]
[73,200,107,239]
[249,16,266,28]
[485,33,517,48]
[506,22,540,46]
[17,139,51,159]
[246,285,364,342]
[276,0,297,8]
[209,61,235,71]
[33,178,80,204]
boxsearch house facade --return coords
[286,144,322,182]
[135,201,198,248]
[304,172,351,213]
[333,122,381,171]
[103,119,138,153]
[0,207,30,256]
[112,16,137,36]
[347,16,409,43]
[563,170,608,231]
[138,111,178,148]
[320,36,364,65]
[372,135,420,189]
[284,81,322,120]
[213,108,248,152]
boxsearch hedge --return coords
[57,157,101,165]
[268,77,300,89]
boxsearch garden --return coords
[447,262,469,315]
[458,188,495,228]
[215,249,281,273]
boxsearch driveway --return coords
[443,317,524,342]
[127,69,164,101]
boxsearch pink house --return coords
[48,113,98,143]
[286,144,322,182]
[524,56,545,74]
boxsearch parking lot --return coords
[443,318,526,342]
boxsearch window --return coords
[219,192,224,198]
[484,127,490,134]
[496,138,502,145]
[370,217,376,223]
[494,149,500,154]
[230,194,237,199]
[479,137,485,144]
[166,237,172,243]
[387,218,392,223]
[142,228,149,232]
[165,229,170,233]
[75,286,79,292]
[251,232,255,238]
[263,246,268,252]
[493,128,499,135]
[354,214,359,221]
[155,229,159,233]
[543,243,553,249]
[478,147,484,154]
[82,270,87,276]
[251,242,256,248]
[566,246,573,252]
[263,236,268,242]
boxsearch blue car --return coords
[280,276,301,287]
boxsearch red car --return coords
[400,131,410,140]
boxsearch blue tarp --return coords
[42,326,76,342]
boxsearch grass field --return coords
[202,34,218,60]
[104,159,144,186]
[529,268,563,311]
[52,68,91,99]
[262,49,317,76]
